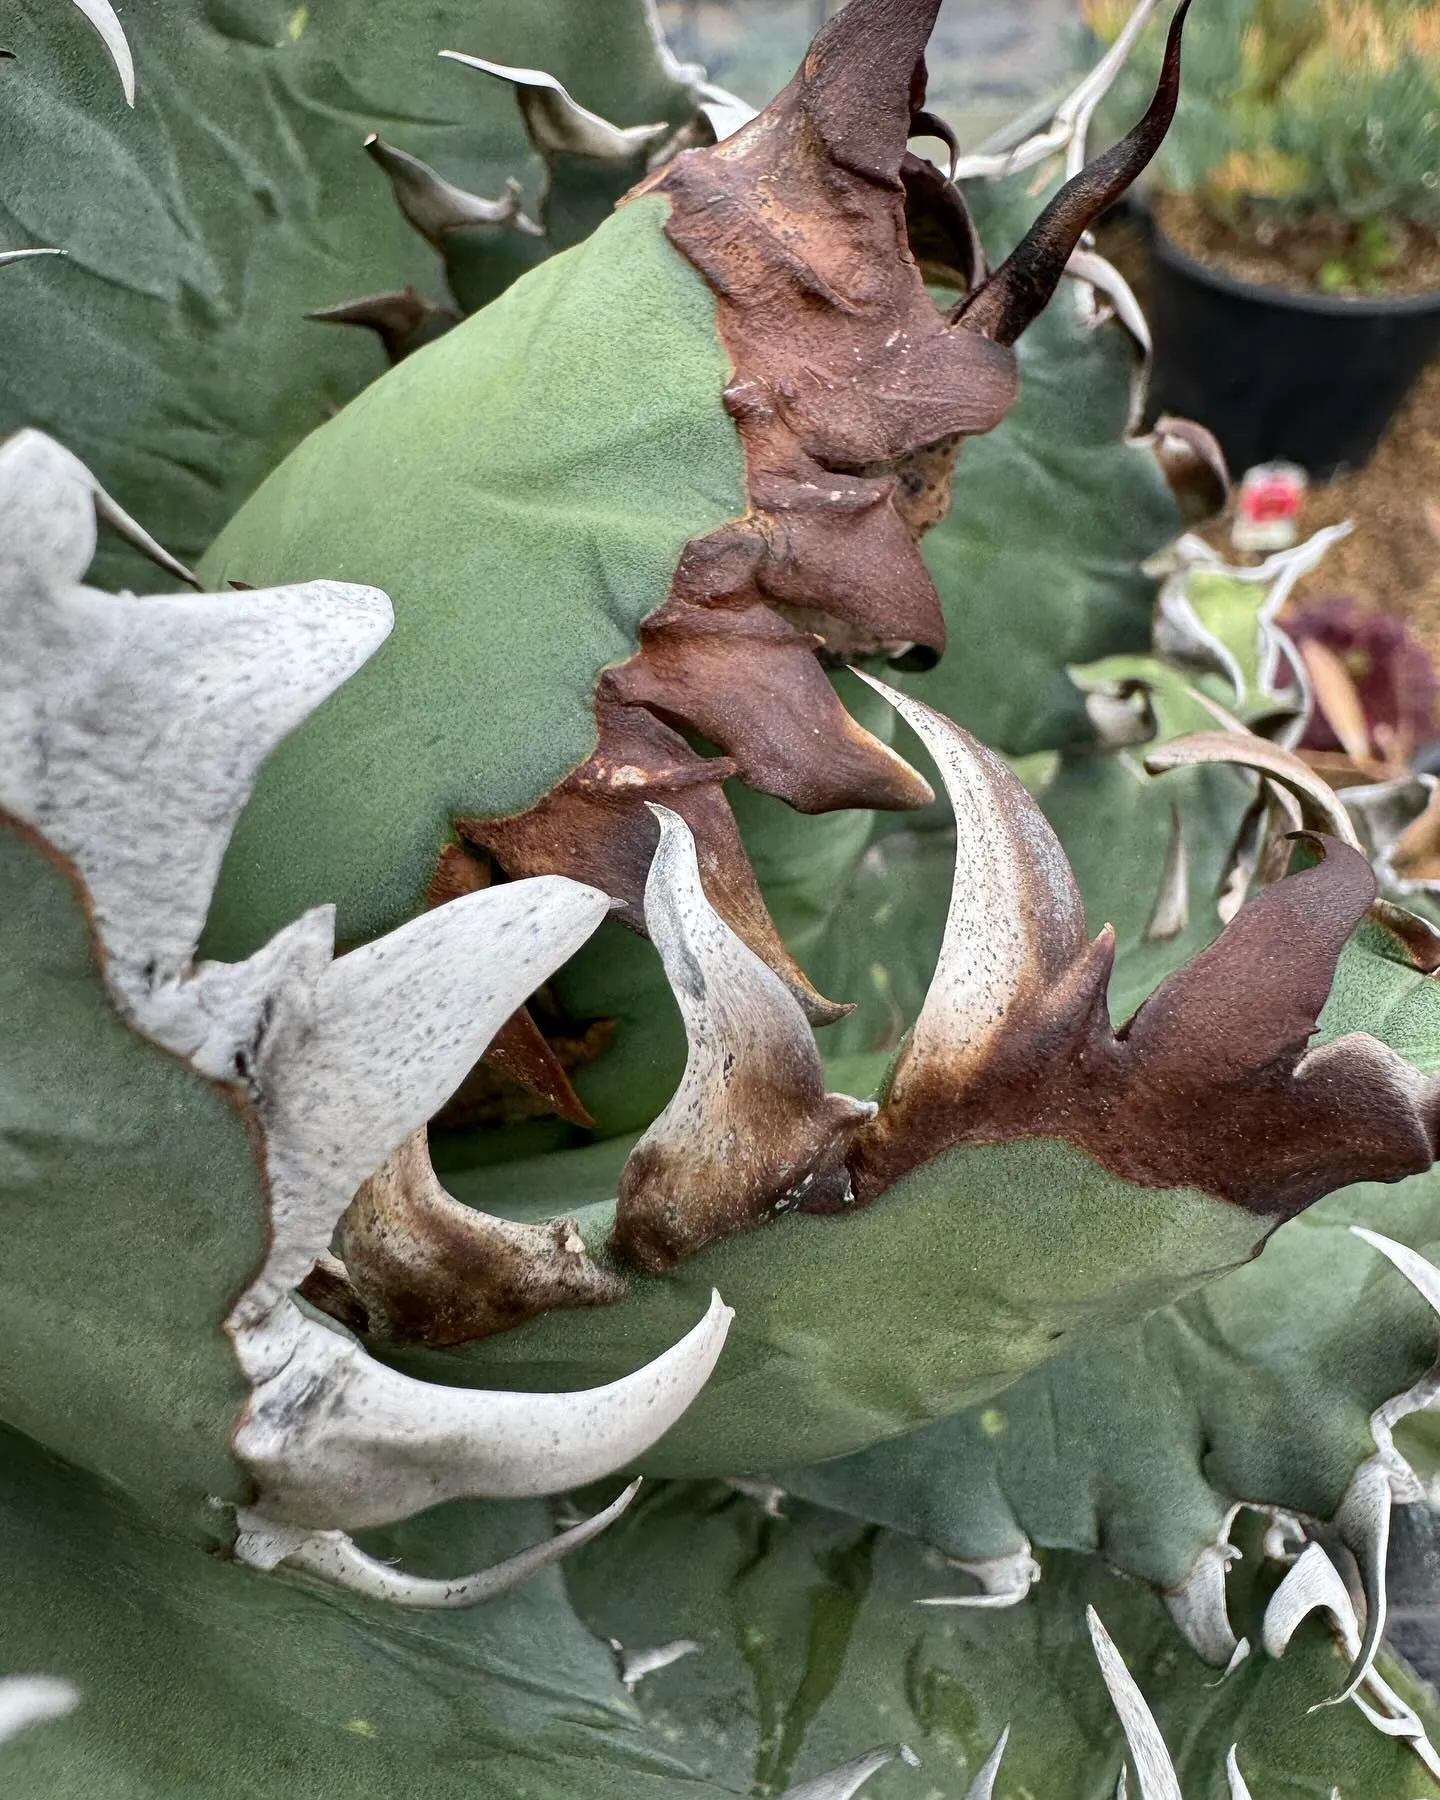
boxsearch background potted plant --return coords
[1091,0,1440,475]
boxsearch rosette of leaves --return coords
[13,1,1440,1793]
[9,424,1440,1800]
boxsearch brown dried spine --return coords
[850,686,1439,1222]
[332,1130,625,1347]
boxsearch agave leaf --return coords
[564,1482,1440,1798]
[0,0,698,589]
[783,896,1440,1594]
[0,1422,723,1799]
[783,1167,1440,1642]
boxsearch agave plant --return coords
[9,1,1440,1796]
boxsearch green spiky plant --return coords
[10,1,1440,1795]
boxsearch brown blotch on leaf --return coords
[850,684,1437,1222]
[613,806,874,1273]
[330,1129,625,1347]
[463,0,1187,1051]
[459,694,849,1026]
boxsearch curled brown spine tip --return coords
[612,807,875,1273]
[332,1130,626,1347]
[954,0,1192,345]
[850,680,1436,1223]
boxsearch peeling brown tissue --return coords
[461,0,1194,1070]
[319,0,1232,1335]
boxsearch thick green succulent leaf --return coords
[0,1422,721,1800]
[0,818,259,1532]
[201,194,742,955]
[785,1168,1440,1594]
[421,1136,1264,1474]
[0,0,696,589]
[784,915,1440,1591]
[564,1481,1440,1798]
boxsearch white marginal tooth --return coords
[963,1727,1010,1800]
[614,805,873,1271]
[0,429,393,1005]
[612,1636,703,1691]
[143,909,335,1081]
[0,248,64,267]
[1349,1228,1440,1496]
[853,672,1090,1089]
[1352,1226,1440,1316]
[780,1744,921,1800]
[233,1481,641,1608]
[88,476,199,588]
[1224,1745,1253,1800]
[919,1543,1040,1609]
[248,877,611,1304]
[232,1291,732,1532]
[1262,1542,1363,1666]
[439,53,670,162]
[363,136,542,244]
[1144,730,1361,848]
[1164,1506,1242,1667]
[0,1675,80,1745]
[1086,1608,1183,1800]
[1329,1459,1393,1706]
[68,0,135,103]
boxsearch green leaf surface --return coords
[565,1481,1440,1798]
[781,898,1440,1585]
[0,0,695,588]
[784,1161,1440,1596]
[424,1134,1263,1476]
[200,193,743,955]
[0,1423,716,1800]
[0,819,258,1533]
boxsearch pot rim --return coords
[1141,202,1440,318]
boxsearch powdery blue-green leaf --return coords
[564,1482,1440,1798]
[200,194,742,955]
[0,0,699,590]
[0,1422,719,1800]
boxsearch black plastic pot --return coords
[1147,220,1440,478]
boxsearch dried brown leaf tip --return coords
[461,0,1190,1031]
[613,806,874,1272]
[849,678,1438,1221]
[317,1129,625,1346]
[636,0,1190,654]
